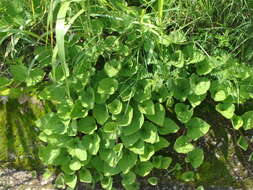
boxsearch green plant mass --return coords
[1,0,253,189]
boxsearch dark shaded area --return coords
[0,99,43,171]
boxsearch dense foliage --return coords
[1,0,253,189]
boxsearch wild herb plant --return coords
[0,0,253,190]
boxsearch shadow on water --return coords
[0,98,43,171]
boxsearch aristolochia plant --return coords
[2,1,251,189]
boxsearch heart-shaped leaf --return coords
[128,139,145,155]
[186,117,210,140]
[175,103,193,124]
[78,116,97,134]
[242,111,253,130]
[139,144,155,162]
[118,150,138,173]
[98,78,118,95]
[146,103,165,126]
[64,174,77,189]
[153,137,170,151]
[174,136,194,154]
[140,121,158,144]
[134,161,153,177]
[108,99,122,115]
[93,104,109,125]
[10,64,28,82]
[158,118,179,135]
[187,148,204,169]
[138,100,155,115]
[104,60,121,77]
[122,108,144,136]
[216,103,235,119]
[190,74,211,95]
[81,133,100,155]
[121,131,141,148]
[148,177,158,186]
[79,168,92,183]
[121,171,136,186]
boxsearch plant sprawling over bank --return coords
[0,0,253,189]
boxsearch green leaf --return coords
[152,155,172,169]
[186,117,210,140]
[231,115,243,130]
[175,103,193,124]
[104,60,121,77]
[139,144,155,162]
[98,78,118,95]
[121,131,141,148]
[79,168,92,183]
[26,68,45,86]
[134,161,153,177]
[69,158,82,171]
[95,92,110,104]
[196,58,213,75]
[242,111,253,130]
[174,136,194,154]
[146,103,165,126]
[119,60,138,77]
[216,103,235,119]
[10,64,28,82]
[121,172,136,186]
[108,99,122,115]
[153,137,170,151]
[237,136,248,151]
[120,86,135,102]
[93,104,109,125]
[187,148,204,169]
[118,150,138,173]
[140,121,159,144]
[64,174,77,189]
[210,81,229,102]
[196,186,205,190]
[148,177,158,186]
[161,157,172,169]
[100,144,123,168]
[78,116,97,134]
[167,30,187,44]
[67,141,87,161]
[133,79,152,103]
[169,50,184,68]
[173,78,190,101]
[122,108,144,136]
[61,160,75,175]
[81,133,100,155]
[104,122,119,134]
[190,74,211,95]
[138,100,155,115]
[80,87,95,109]
[114,105,133,126]
[71,100,88,119]
[248,152,253,162]
[158,117,179,135]
[36,113,67,135]
[39,84,66,102]
[101,177,113,190]
[128,139,145,155]
[188,93,206,108]
[102,162,121,177]
[55,174,65,189]
[38,145,61,165]
[0,77,12,87]
[180,171,194,182]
